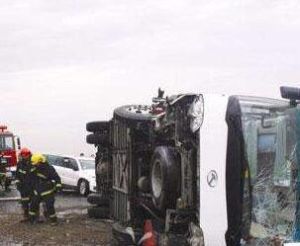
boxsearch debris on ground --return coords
[0,212,112,245]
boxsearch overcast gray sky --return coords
[0,0,300,155]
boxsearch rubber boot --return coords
[36,208,45,223]
[29,215,37,225]
[29,209,40,225]
[42,203,49,220]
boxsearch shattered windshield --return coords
[239,96,300,244]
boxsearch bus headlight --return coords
[188,95,204,133]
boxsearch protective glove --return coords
[55,183,63,193]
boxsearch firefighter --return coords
[29,153,62,225]
[16,147,32,222]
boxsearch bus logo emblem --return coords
[207,170,218,188]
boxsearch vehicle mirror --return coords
[16,137,21,150]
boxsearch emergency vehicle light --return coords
[0,125,8,132]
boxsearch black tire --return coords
[150,146,181,211]
[112,222,136,246]
[78,179,90,196]
[42,203,49,219]
[86,133,109,146]
[86,121,109,133]
[88,206,110,219]
[114,105,154,121]
[87,193,109,206]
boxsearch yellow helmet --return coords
[31,153,46,165]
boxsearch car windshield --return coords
[239,96,300,244]
[79,159,95,170]
[0,135,14,151]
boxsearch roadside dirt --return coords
[0,213,112,245]
[0,188,112,246]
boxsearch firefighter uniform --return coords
[29,154,62,225]
[16,148,32,222]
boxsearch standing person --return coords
[29,153,62,225]
[15,147,32,222]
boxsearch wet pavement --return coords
[0,184,112,245]
[0,185,90,214]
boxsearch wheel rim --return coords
[125,105,152,115]
[80,181,86,195]
[151,160,162,198]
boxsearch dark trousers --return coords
[19,189,31,216]
[29,193,57,222]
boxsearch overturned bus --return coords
[86,87,300,246]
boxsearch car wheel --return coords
[114,105,154,122]
[78,179,90,196]
[150,146,181,211]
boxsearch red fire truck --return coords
[0,125,21,179]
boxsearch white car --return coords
[44,154,96,196]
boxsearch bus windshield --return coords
[239,96,300,244]
[0,135,14,151]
